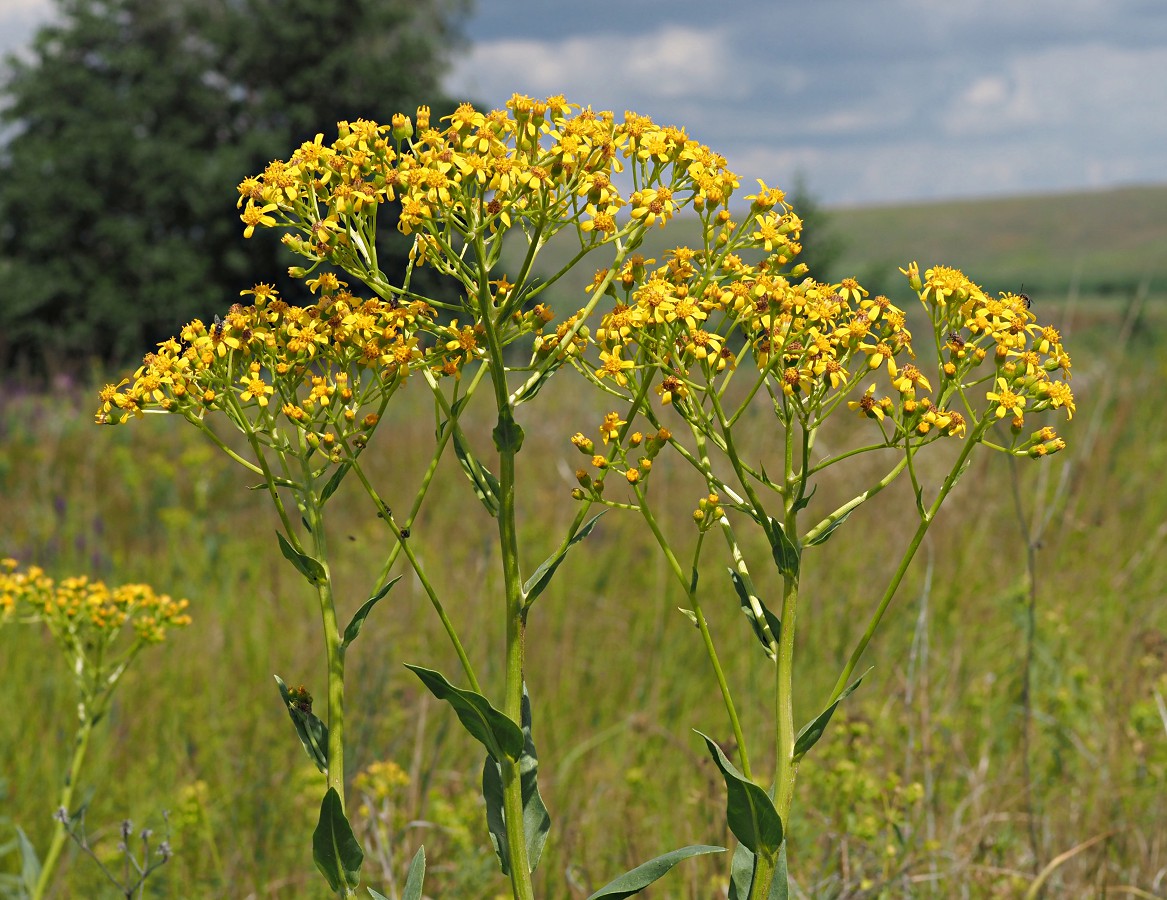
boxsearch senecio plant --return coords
[0,560,190,899]
[96,94,1073,898]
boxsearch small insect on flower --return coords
[1018,284,1032,310]
[211,315,224,339]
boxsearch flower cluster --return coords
[96,282,440,461]
[1,558,190,644]
[574,223,1073,457]
[235,94,741,284]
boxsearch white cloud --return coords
[444,24,747,113]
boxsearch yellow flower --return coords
[599,411,626,444]
[597,347,635,386]
[240,201,277,238]
[985,377,1025,419]
[848,384,885,421]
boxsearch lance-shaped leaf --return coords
[793,669,870,762]
[699,732,783,859]
[481,686,551,876]
[586,845,725,899]
[728,569,781,658]
[511,365,556,406]
[320,462,351,504]
[406,665,523,761]
[804,507,854,548]
[523,513,604,608]
[453,429,501,517]
[313,788,364,893]
[396,846,426,900]
[728,842,789,900]
[275,675,328,773]
[342,576,402,650]
[276,531,326,585]
[766,518,800,579]
[15,827,40,895]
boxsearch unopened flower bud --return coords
[391,113,413,141]
[571,433,595,455]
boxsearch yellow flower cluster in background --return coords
[1,558,190,644]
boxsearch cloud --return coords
[444,24,748,113]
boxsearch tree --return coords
[0,0,469,373]
[786,172,845,285]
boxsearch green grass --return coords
[3,202,1167,896]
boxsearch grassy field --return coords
[2,187,1167,898]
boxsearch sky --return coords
[2,0,1165,207]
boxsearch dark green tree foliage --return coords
[786,172,845,285]
[0,0,468,372]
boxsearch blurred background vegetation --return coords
[2,1,1166,897]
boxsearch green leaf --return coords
[15,826,40,893]
[699,732,783,859]
[523,514,604,607]
[402,846,425,900]
[341,576,402,649]
[276,531,326,585]
[586,845,725,899]
[313,788,364,893]
[453,429,501,517]
[368,890,389,900]
[511,367,555,405]
[728,569,780,658]
[766,518,800,579]
[728,842,789,900]
[804,507,854,547]
[320,462,351,503]
[793,670,870,762]
[406,665,523,761]
[481,686,551,875]
[791,483,817,513]
[492,410,525,454]
[275,675,328,773]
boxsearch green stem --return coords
[32,712,95,900]
[827,419,990,705]
[476,242,535,900]
[308,501,347,809]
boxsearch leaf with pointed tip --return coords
[586,845,725,899]
[481,686,551,876]
[804,508,854,547]
[512,366,556,405]
[402,846,425,900]
[791,483,817,513]
[452,430,501,517]
[678,607,698,627]
[766,518,800,579]
[276,531,326,584]
[699,732,783,859]
[15,827,40,893]
[793,670,870,762]
[320,462,351,504]
[275,675,328,772]
[523,514,604,607]
[368,890,389,900]
[342,576,402,649]
[406,665,523,761]
[313,788,364,893]
[728,569,780,658]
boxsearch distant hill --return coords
[822,183,1167,299]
